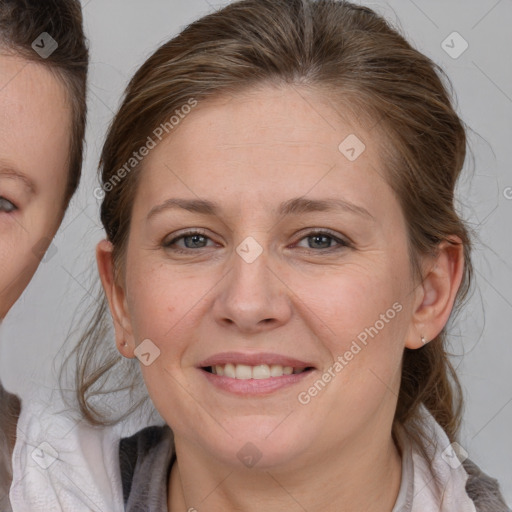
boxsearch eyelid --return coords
[162,227,214,247]
[291,229,351,252]
[293,227,351,245]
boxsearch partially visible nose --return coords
[210,238,293,335]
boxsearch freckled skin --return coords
[99,85,463,512]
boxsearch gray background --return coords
[0,0,510,502]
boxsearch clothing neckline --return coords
[120,407,488,512]
[391,423,415,512]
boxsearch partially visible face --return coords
[0,53,71,319]
[112,85,423,470]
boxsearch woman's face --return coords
[109,85,427,469]
[0,53,71,319]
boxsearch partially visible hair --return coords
[68,0,474,451]
[0,0,89,209]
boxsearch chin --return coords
[197,416,313,470]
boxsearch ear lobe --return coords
[405,237,465,350]
[96,239,135,358]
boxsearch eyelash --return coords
[162,229,351,254]
[0,196,17,213]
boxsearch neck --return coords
[168,422,402,512]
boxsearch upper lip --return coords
[198,352,315,369]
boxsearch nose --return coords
[211,239,293,334]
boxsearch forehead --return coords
[0,53,72,186]
[139,85,391,210]
[173,85,361,156]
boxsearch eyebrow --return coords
[0,163,36,194]
[147,196,375,222]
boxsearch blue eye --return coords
[163,230,214,252]
[295,231,349,251]
[0,197,17,213]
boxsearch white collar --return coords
[392,405,477,512]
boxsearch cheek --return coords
[292,259,408,406]
[125,265,205,432]
[295,273,406,447]
[124,259,206,351]
[0,180,68,315]
[296,260,404,342]
[0,236,41,317]
[30,184,67,235]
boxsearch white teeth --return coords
[209,363,303,379]
[253,364,270,379]
[224,363,236,378]
[235,364,252,380]
[269,364,283,377]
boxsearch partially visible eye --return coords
[162,230,216,253]
[294,230,350,252]
[0,197,17,213]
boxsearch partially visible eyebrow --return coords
[278,197,375,221]
[147,196,375,222]
[0,162,36,194]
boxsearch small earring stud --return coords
[421,335,427,345]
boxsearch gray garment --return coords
[119,426,510,512]
[0,381,19,512]
[465,459,512,512]
[120,426,175,512]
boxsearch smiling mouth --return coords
[202,363,315,379]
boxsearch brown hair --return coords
[0,0,89,208]
[69,0,473,447]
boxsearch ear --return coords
[405,237,465,349]
[96,239,135,358]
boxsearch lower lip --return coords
[199,368,314,396]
